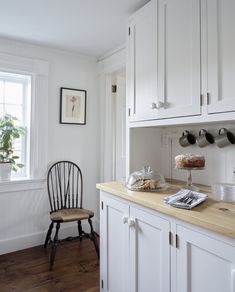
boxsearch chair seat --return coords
[50,208,94,222]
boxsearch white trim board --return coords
[0,219,99,255]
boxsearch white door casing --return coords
[115,75,126,181]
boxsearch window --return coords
[0,53,48,186]
[0,71,31,178]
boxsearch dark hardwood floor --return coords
[0,238,99,292]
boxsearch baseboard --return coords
[0,219,99,255]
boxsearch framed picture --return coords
[60,87,86,125]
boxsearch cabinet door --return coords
[128,0,158,122]
[100,193,129,292]
[176,225,235,292]
[207,0,235,114]
[158,0,201,118]
[129,206,170,292]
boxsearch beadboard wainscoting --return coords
[129,123,235,187]
[0,182,99,255]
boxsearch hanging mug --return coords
[215,128,235,148]
[196,129,214,148]
[179,130,196,147]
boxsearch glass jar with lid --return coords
[126,166,167,192]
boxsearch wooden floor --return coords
[0,238,99,292]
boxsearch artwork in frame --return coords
[60,87,86,125]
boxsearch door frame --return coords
[98,46,126,182]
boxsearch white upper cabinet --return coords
[128,0,235,124]
[157,0,201,119]
[207,0,235,114]
[128,0,158,121]
[128,0,201,122]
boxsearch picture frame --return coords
[60,87,86,125]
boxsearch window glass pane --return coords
[13,150,22,162]
[14,139,22,151]
[4,82,23,105]
[0,104,4,116]
[4,104,23,122]
[0,72,31,179]
[0,81,3,103]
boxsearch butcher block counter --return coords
[96,180,235,239]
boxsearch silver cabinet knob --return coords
[156,101,165,109]
[128,218,135,227]
[151,102,157,110]
[151,101,165,110]
[122,216,128,224]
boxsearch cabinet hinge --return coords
[169,231,172,245]
[101,279,104,289]
[128,108,131,116]
[207,92,210,105]
[200,94,203,106]
[128,27,131,35]
[101,201,103,210]
[112,85,117,93]
[176,234,179,249]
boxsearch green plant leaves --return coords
[0,114,26,172]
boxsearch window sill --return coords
[0,178,46,193]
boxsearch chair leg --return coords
[88,218,99,259]
[44,221,54,248]
[49,222,60,270]
[77,220,83,241]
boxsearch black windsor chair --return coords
[44,161,99,270]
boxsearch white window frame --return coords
[0,53,48,192]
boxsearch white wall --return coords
[160,123,235,186]
[0,38,100,254]
[130,127,163,174]
[129,122,235,187]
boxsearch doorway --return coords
[112,72,126,181]
[100,70,126,183]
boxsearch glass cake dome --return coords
[126,166,167,192]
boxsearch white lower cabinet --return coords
[129,206,170,292]
[100,194,129,292]
[176,225,235,292]
[100,192,170,292]
[100,191,235,292]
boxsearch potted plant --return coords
[0,114,26,180]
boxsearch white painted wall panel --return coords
[0,37,100,254]
[130,123,235,186]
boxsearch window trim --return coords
[0,178,46,193]
[0,52,49,183]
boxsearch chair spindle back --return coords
[47,161,83,212]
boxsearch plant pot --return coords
[0,162,12,180]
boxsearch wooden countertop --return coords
[96,180,235,239]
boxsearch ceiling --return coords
[0,0,149,58]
